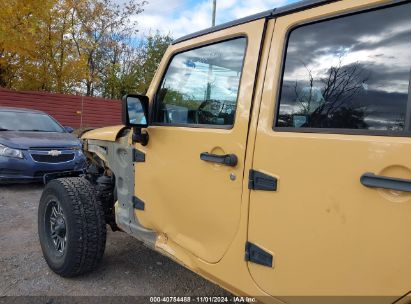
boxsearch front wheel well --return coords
[83,151,119,231]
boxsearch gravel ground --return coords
[0,184,230,297]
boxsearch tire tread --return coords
[39,177,107,277]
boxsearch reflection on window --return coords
[154,38,246,126]
[276,3,411,132]
[0,112,64,132]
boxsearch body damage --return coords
[82,125,126,142]
[69,0,411,301]
[83,130,157,248]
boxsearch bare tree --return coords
[292,56,370,128]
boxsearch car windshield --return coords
[0,111,65,132]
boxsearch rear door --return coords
[248,0,411,298]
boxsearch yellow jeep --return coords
[37,0,411,302]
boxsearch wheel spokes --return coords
[48,201,67,254]
[60,237,66,252]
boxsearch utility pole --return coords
[206,0,216,101]
[212,0,216,26]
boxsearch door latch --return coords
[248,170,277,191]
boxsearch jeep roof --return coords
[173,0,338,44]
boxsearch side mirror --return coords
[122,94,149,127]
[64,126,74,133]
[122,94,150,145]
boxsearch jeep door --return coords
[247,0,411,298]
[134,19,265,263]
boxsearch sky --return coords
[133,0,299,39]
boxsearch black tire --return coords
[38,177,107,277]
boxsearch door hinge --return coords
[133,196,145,210]
[248,169,277,191]
[245,242,273,267]
[133,148,145,162]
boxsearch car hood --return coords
[0,131,81,149]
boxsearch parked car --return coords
[0,107,86,183]
[37,0,411,303]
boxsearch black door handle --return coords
[360,172,411,192]
[200,152,238,167]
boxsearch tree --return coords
[69,0,146,96]
[135,32,173,94]
[0,0,54,88]
[100,32,173,99]
[16,0,86,92]
[291,57,370,128]
[0,0,147,96]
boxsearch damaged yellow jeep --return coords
[37,0,411,302]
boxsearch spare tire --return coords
[38,177,106,277]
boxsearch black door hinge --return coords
[245,242,273,267]
[133,148,145,162]
[133,196,145,210]
[248,169,277,191]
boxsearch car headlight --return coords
[0,144,23,159]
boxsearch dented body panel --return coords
[82,125,126,141]
[80,0,411,302]
[86,138,157,248]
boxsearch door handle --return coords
[360,172,411,192]
[200,152,238,167]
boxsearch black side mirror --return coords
[122,94,149,127]
[64,126,74,133]
[122,94,150,145]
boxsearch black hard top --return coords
[172,0,340,44]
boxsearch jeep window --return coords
[276,3,411,133]
[154,38,246,127]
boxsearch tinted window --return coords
[276,3,411,133]
[0,112,65,132]
[154,38,246,127]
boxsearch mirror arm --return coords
[132,127,149,146]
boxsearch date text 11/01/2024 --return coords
[149,297,257,303]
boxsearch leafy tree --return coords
[100,32,172,99]
[0,0,153,97]
[69,0,146,96]
[135,32,173,94]
[0,0,53,88]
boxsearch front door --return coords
[135,20,265,263]
[248,0,411,298]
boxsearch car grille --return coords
[31,153,75,163]
[29,146,77,151]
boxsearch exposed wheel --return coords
[38,177,107,277]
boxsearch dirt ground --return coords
[0,183,230,297]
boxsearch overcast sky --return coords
[133,0,299,38]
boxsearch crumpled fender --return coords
[81,125,127,142]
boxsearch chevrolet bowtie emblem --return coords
[48,150,62,157]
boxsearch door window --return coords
[154,38,246,127]
[275,3,411,133]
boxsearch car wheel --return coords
[38,177,107,277]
